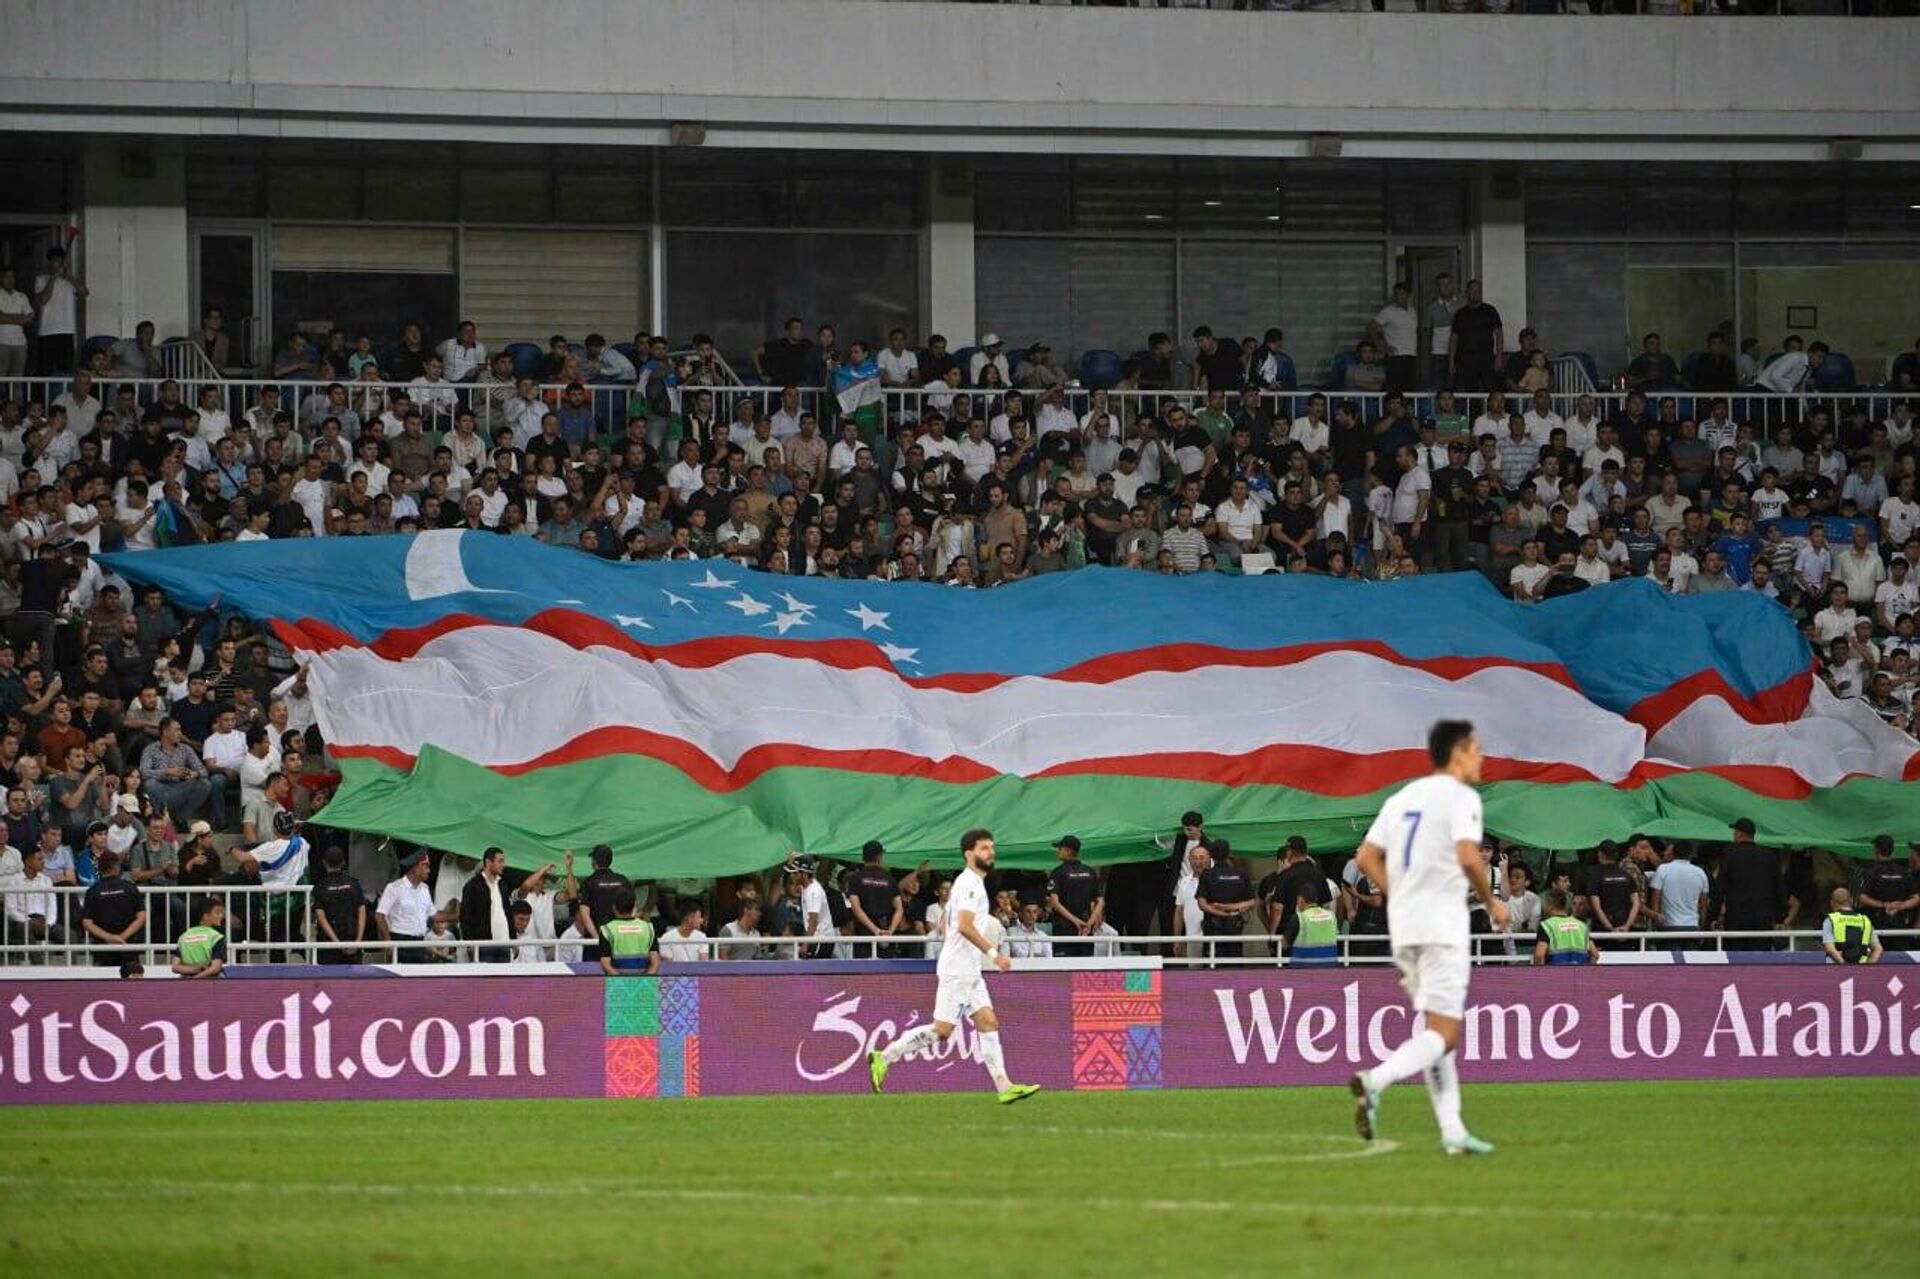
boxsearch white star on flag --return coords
[879,643,920,666]
[775,590,816,615]
[663,590,696,611]
[846,602,891,631]
[763,611,811,635]
[614,614,653,630]
[691,569,739,590]
[725,594,773,617]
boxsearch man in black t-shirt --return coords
[80,850,146,966]
[1191,326,1245,394]
[1197,851,1255,964]
[1859,834,1918,950]
[1259,836,1327,951]
[1446,279,1503,394]
[310,845,367,964]
[844,840,904,957]
[575,843,631,940]
[1586,840,1642,948]
[1046,835,1104,957]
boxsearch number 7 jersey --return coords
[1362,773,1484,948]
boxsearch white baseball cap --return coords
[978,333,1002,348]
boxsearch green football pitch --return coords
[2,1078,1915,1277]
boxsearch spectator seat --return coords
[1812,352,1857,392]
[1078,349,1124,390]
[503,342,542,379]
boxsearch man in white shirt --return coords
[878,329,919,391]
[0,266,30,377]
[1814,584,1861,646]
[1751,470,1792,523]
[1216,478,1267,561]
[1755,340,1812,393]
[1662,529,1699,595]
[718,902,765,960]
[53,372,101,439]
[1522,390,1564,448]
[437,321,488,383]
[504,378,547,448]
[1509,540,1551,602]
[788,857,839,958]
[1314,473,1353,542]
[1034,388,1077,444]
[1649,844,1710,933]
[1348,720,1504,1155]
[1794,524,1833,599]
[1573,536,1612,587]
[1875,557,1918,632]
[31,247,87,373]
[1390,446,1430,541]
[376,848,436,962]
[967,334,1010,387]
[1834,525,1886,606]
[1290,393,1331,459]
[1880,476,1920,547]
[865,830,1038,1103]
[953,418,997,486]
[1374,284,1418,392]
[1560,395,1601,455]
[201,708,248,829]
[657,902,711,961]
[582,334,635,384]
[408,358,459,429]
[1580,423,1626,478]
[1005,902,1054,959]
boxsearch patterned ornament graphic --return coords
[603,977,701,1098]
[1070,969,1162,1090]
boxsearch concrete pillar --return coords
[1469,164,1526,355]
[921,159,975,347]
[80,135,189,342]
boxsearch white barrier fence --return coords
[0,373,1908,460]
[3,884,1910,969]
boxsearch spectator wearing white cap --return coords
[968,334,1009,388]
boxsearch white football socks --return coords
[881,1023,942,1064]
[977,1029,1013,1092]
[1423,1050,1467,1142]
[1367,1027,1447,1090]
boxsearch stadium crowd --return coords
[0,288,1914,967]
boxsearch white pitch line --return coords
[0,1173,1890,1232]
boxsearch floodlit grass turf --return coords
[2,1079,1916,1277]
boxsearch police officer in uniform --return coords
[575,843,631,942]
[171,896,227,979]
[1858,834,1917,951]
[843,840,904,957]
[598,885,660,975]
[1823,887,1882,965]
[1533,891,1599,965]
[1045,834,1104,957]
[1196,842,1255,964]
[79,847,146,967]
[310,844,367,964]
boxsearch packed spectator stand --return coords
[0,298,1916,969]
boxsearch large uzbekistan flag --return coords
[103,532,1919,873]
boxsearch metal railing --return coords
[4,889,1910,969]
[1,884,314,967]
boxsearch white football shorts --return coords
[933,968,993,1025]
[1391,943,1470,1020]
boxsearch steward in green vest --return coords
[171,898,228,980]
[1288,899,1339,967]
[1823,888,1881,966]
[1532,891,1598,966]
[598,885,660,975]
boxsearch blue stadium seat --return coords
[1327,351,1353,391]
[375,341,402,372]
[503,342,542,379]
[954,346,978,383]
[1007,347,1028,383]
[1078,349,1124,390]
[84,334,117,360]
[1681,352,1705,388]
[1812,352,1857,392]
[613,342,639,365]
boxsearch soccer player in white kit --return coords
[1347,720,1508,1156]
[867,827,1041,1104]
